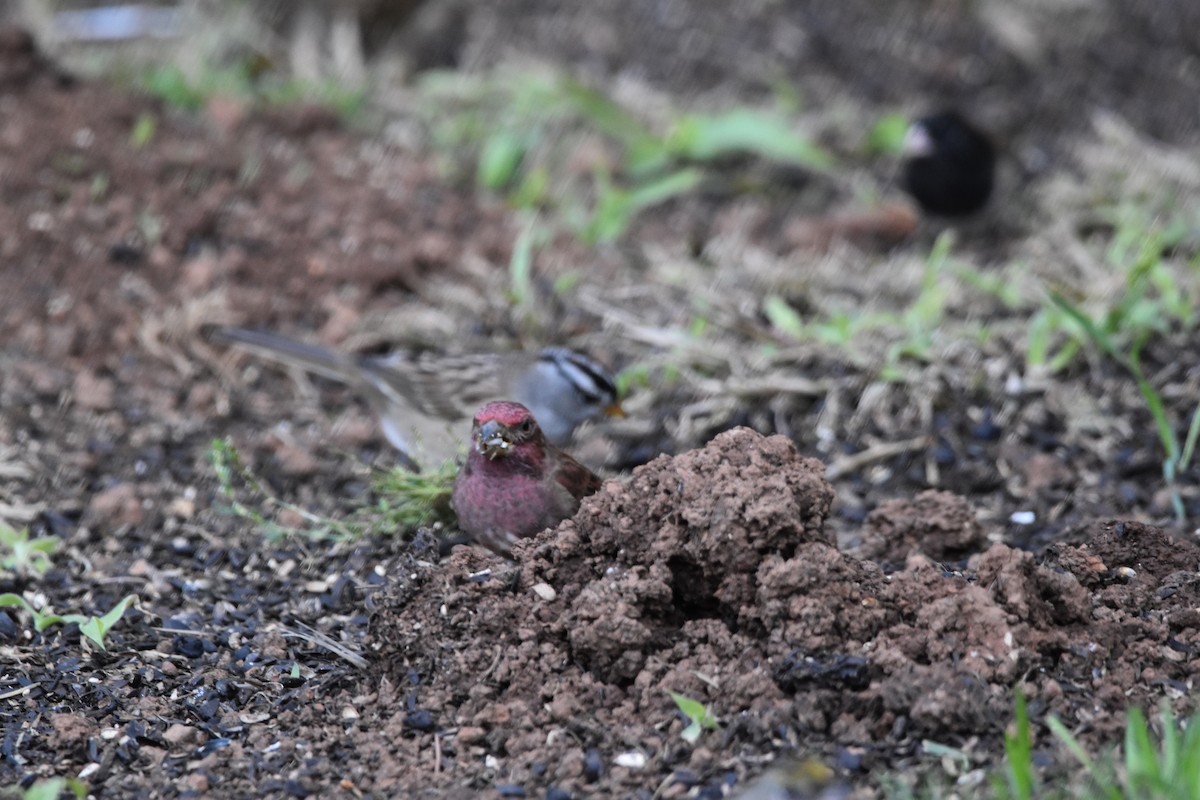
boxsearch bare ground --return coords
[3,2,1200,798]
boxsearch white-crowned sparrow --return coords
[203,325,621,470]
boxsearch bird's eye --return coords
[520,419,534,434]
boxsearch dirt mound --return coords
[368,430,1200,795]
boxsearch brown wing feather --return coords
[553,450,603,501]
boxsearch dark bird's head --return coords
[902,111,995,217]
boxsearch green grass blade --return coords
[1050,293,1118,359]
[477,129,527,190]
[623,167,704,209]
[509,217,536,307]
[1049,713,1125,800]
[1003,692,1036,800]
[1129,338,1179,464]
[1046,716,1097,773]
[1180,715,1200,798]
[1157,704,1179,781]
[1179,403,1200,472]
[762,295,805,339]
[1123,708,1158,792]
[584,168,701,243]
[668,108,835,170]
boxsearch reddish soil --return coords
[366,432,1198,795]
[2,3,1200,798]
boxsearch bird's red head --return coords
[471,401,546,462]
[473,401,536,429]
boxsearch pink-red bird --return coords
[451,401,602,556]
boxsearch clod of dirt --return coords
[859,488,987,564]
[47,712,97,756]
[86,482,145,528]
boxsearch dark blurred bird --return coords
[901,111,996,216]
[450,401,603,556]
[203,325,621,471]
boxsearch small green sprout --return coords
[137,64,205,111]
[130,113,157,149]
[1052,291,1200,523]
[0,777,88,800]
[762,295,806,339]
[0,593,138,650]
[89,172,110,201]
[0,522,58,576]
[582,167,702,245]
[669,691,717,744]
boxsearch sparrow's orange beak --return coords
[604,402,626,418]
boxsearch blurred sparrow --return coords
[901,111,995,216]
[203,325,621,469]
[451,401,602,556]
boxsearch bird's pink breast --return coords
[453,468,566,541]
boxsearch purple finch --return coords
[451,401,602,556]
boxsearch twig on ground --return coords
[825,435,933,481]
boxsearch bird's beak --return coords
[603,402,626,418]
[902,123,933,157]
[477,420,511,460]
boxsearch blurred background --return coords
[4,0,1199,519]
[7,0,1199,149]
